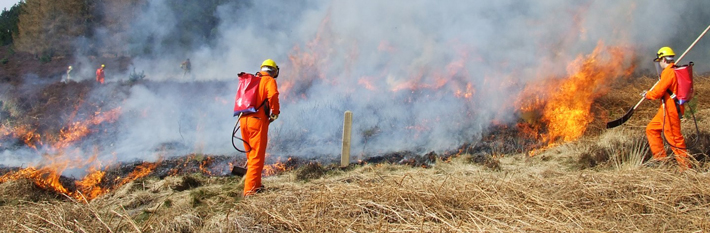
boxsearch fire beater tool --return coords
[230,104,276,176]
[231,161,248,176]
[606,24,710,129]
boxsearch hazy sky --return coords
[0,0,18,11]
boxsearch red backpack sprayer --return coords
[607,25,710,152]
[230,72,268,176]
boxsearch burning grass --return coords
[1,153,709,232]
[1,54,710,231]
[1,118,709,232]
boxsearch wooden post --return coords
[341,111,353,168]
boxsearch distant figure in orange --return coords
[644,47,689,169]
[96,64,105,84]
[240,59,280,196]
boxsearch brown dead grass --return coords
[1,74,710,232]
[1,154,709,232]
[238,164,710,232]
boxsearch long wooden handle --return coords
[632,95,646,110]
[647,24,710,95]
[676,24,710,64]
[633,80,659,110]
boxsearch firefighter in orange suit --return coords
[644,47,689,169]
[240,59,280,196]
[96,64,105,84]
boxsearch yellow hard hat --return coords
[101,64,105,68]
[260,59,278,69]
[654,47,675,62]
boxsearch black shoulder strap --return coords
[665,89,676,100]
[665,89,682,118]
[262,99,270,117]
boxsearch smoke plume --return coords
[3,0,710,171]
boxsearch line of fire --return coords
[0,13,638,202]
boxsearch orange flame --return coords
[51,107,121,150]
[0,125,43,149]
[121,162,159,184]
[0,158,159,202]
[0,166,71,194]
[517,41,634,145]
[0,106,162,201]
[75,168,107,200]
[263,157,293,177]
[358,77,377,91]
[199,156,215,175]
[263,162,287,177]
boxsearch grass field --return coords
[1,74,710,232]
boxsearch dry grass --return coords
[1,75,710,232]
[234,164,710,232]
[1,153,709,232]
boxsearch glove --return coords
[640,90,647,98]
[269,114,279,122]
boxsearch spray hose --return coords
[653,24,710,152]
[661,101,700,151]
[232,113,252,153]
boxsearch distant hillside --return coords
[0,2,20,46]
[1,0,238,61]
[0,0,245,85]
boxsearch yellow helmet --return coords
[654,47,675,62]
[101,64,105,68]
[260,59,278,69]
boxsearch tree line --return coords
[0,0,237,58]
[0,2,21,46]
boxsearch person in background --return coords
[181,58,191,79]
[239,59,280,196]
[65,66,72,83]
[96,64,105,84]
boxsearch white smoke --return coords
[3,0,710,169]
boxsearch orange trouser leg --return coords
[646,112,666,159]
[240,116,269,196]
[663,113,689,169]
[646,109,689,168]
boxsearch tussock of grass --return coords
[594,128,650,170]
[1,75,710,232]
[230,165,710,232]
[461,153,501,171]
[172,174,204,191]
[0,178,64,204]
[577,144,609,169]
[295,162,328,181]
[1,159,709,232]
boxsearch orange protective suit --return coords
[645,62,689,168]
[240,71,280,196]
[96,68,105,84]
